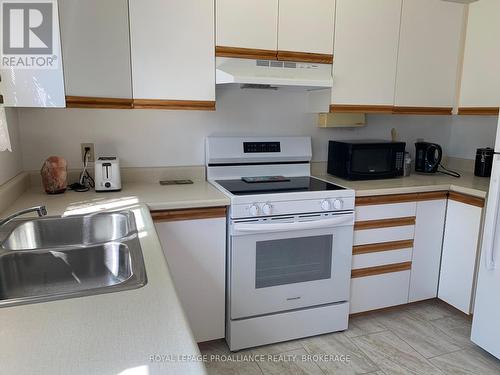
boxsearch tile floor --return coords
[199,300,500,375]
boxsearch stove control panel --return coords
[237,196,355,219]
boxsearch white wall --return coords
[0,108,23,185]
[16,86,498,170]
[448,115,498,159]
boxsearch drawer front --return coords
[352,248,413,270]
[356,202,417,221]
[354,225,415,246]
[350,270,411,314]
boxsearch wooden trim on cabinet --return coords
[448,192,485,208]
[330,104,394,114]
[355,194,419,206]
[392,106,452,115]
[277,50,333,64]
[416,191,449,201]
[133,99,216,111]
[65,96,133,109]
[353,240,414,255]
[151,207,227,222]
[355,191,448,206]
[351,262,412,278]
[215,46,277,60]
[458,107,500,116]
[354,217,416,230]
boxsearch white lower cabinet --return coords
[154,213,226,342]
[409,198,447,302]
[350,271,411,314]
[439,199,483,314]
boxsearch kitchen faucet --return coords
[0,205,48,227]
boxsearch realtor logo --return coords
[1,1,58,69]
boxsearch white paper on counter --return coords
[0,104,12,152]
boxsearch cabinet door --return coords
[409,199,446,302]
[394,0,465,111]
[459,0,500,113]
[59,0,132,99]
[277,0,335,55]
[155,217,226,342]
[216,0,278,51]
[0,0,65,107]
[129,0,215,106]
[331,0,402,110]
[439,200,482,314]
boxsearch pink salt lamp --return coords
[41,156,68,194]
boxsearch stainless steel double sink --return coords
[0,211,147,308]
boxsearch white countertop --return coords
[0,180,230,218]
[0,204,207,375]
[313,171,490,198]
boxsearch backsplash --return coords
[15,86,498,171]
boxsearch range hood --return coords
[216,57,333,89]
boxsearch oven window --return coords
[351,148,392,174]
[255,235,333,289]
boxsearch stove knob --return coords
[262,203,273,216]
[321,199,332,211]
[333,199,344,210]
[249,204,260,216]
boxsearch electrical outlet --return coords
[81,143,95,163]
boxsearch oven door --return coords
[229,212,354,319]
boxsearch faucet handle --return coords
[38,206,48,217]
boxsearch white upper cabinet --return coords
[459,0,500,112]
[331,0,402,109]
[0,0,65,107]
[277,0,335,55]
[216,0,278,50]
[129,0,215,105]
[394,0,465,110]
[59,0,132,99]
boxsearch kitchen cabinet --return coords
[129,0,215,110]
[350,196,416,314]
[458,0,500,116]
[216,0,279,52]
[409,194,447,302]
[330,0,402,113]
[393,0,465,114]
[277,0,335,58]
[216,0,334,63]
[59,0,133,108]
[0,0,65,108]
[152,207,227,342]
[439,194,484,314]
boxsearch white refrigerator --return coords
[471,115,500,358]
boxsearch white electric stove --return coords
[206,136,355,351]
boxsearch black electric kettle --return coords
[415,142,442,173]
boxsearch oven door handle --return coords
[232,215,354,234]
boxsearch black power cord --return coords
[68,148,95,192]
[437,163,461,178]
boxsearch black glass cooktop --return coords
[215,176,346,196]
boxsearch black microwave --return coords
[328,140,406,180]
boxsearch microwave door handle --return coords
[233,215,354,234]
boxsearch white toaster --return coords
[95,157,122,192]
